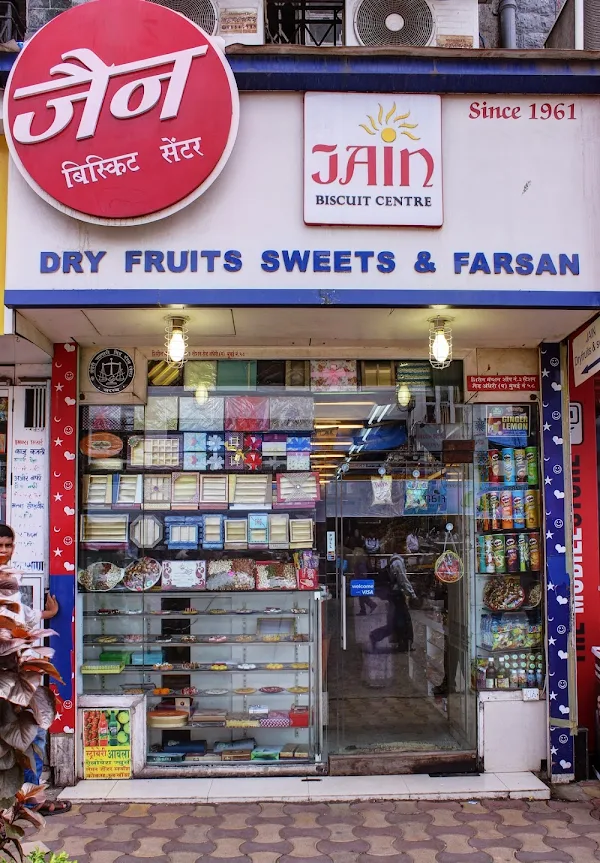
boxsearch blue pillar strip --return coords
[48,574,75,731]
[540,343,575,781]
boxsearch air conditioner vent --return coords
[353,0,433,46]
[148,0,218,34]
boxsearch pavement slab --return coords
[18,797,600,863]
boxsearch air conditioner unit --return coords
[148,0,265,45]
[344,0,477,48]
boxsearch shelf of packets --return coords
[78,553,319,593]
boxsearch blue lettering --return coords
[190,250,198,272]
[536,254,557,276]
[41,252,60,274]
[282,250,310,273]
[125,251,142,272]
[84,250,106,273]
[334,251,352,273]
[261,250,280,272]
[144,251,165,273]
[313,250,330,272]
[201,250,221,272]
[559,253,579,276]
[354,251,374,273]
[469,252,491,275]
[377,251,395,273]
[454,252,470,274]
[224,250,242,272]
[493,253,514,275]
[166,251,188,273]
[515,253,534,275]
[63,252,83,274]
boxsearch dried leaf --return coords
[0,671,38,706]
[0,763,24,799]
[0,746,16,770]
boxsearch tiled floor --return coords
[59,771,550,803]
[28,795,600,863]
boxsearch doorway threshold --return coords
[58,771,549,803]
[328,749,477,776]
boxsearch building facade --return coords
[0,0,599,787]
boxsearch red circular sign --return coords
[4,0,239,225]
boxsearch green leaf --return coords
[0,763,24,798]
[2,711,39,752]
[29,688,56,731]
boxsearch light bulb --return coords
[396,382,411,407]
[195,383,209,405]
[431,329,450,364]
[168,328,185,363]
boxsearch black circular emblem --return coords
[89,349,135,394]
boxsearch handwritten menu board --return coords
[10,387,49,575]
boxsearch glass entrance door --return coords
[324,462,476,762]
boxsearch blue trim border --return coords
[4,50,600,94]
[5,288,600,309]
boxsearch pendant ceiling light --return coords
[165,315,189,367]
[396,381,411,408]
[428,316,453,370]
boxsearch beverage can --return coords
[518,533,530,571]
[512,490,525,529]
[500,489,513,529]
[477,536,486,573]
[515,448,527,483]
[503,448,516,484]
[489,450,501,483]
[505,534,518,572]
[525,490,539,529]
[489,490,501,530]
[484,535,495,574]
[529,533,541,571]
[526,447,538,485]
[479,493,490,532]
[492,535,506,573]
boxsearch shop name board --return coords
[4,0,239,225]
[304,93,442,227]
[467,375,540,392]
[37,248,580,278]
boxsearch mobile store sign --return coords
[5,94,599,307]
[3,0,239,225]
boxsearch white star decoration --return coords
[54,437,63,447]
[53,548,62,557]
[550,692,557,701]
[543,422,551,431]
[542,369,550,378]
[549,636,556,645]
[53,492,63,501]
[55,383,64,392]
[548,582,555,591]
[545,476,552,485]
[551,746,558,755]
[55,711,62,721]
[546,531,554,539]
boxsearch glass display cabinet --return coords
[471,403,544,693]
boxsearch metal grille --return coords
[266,0,344,46]
[147,0,217,34]
[24,386,47,431]
[0,0,24,42]
[354,0,433,46]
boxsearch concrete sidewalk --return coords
[25,797,600,863]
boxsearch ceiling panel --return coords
[16,306,595,350]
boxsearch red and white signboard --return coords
[4,0,239,225]
[304,93,442,227]
[467,375,540,392]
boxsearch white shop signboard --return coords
[5,93,600,308]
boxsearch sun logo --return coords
[359,103,420,143]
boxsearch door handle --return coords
[341,573,347,651]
